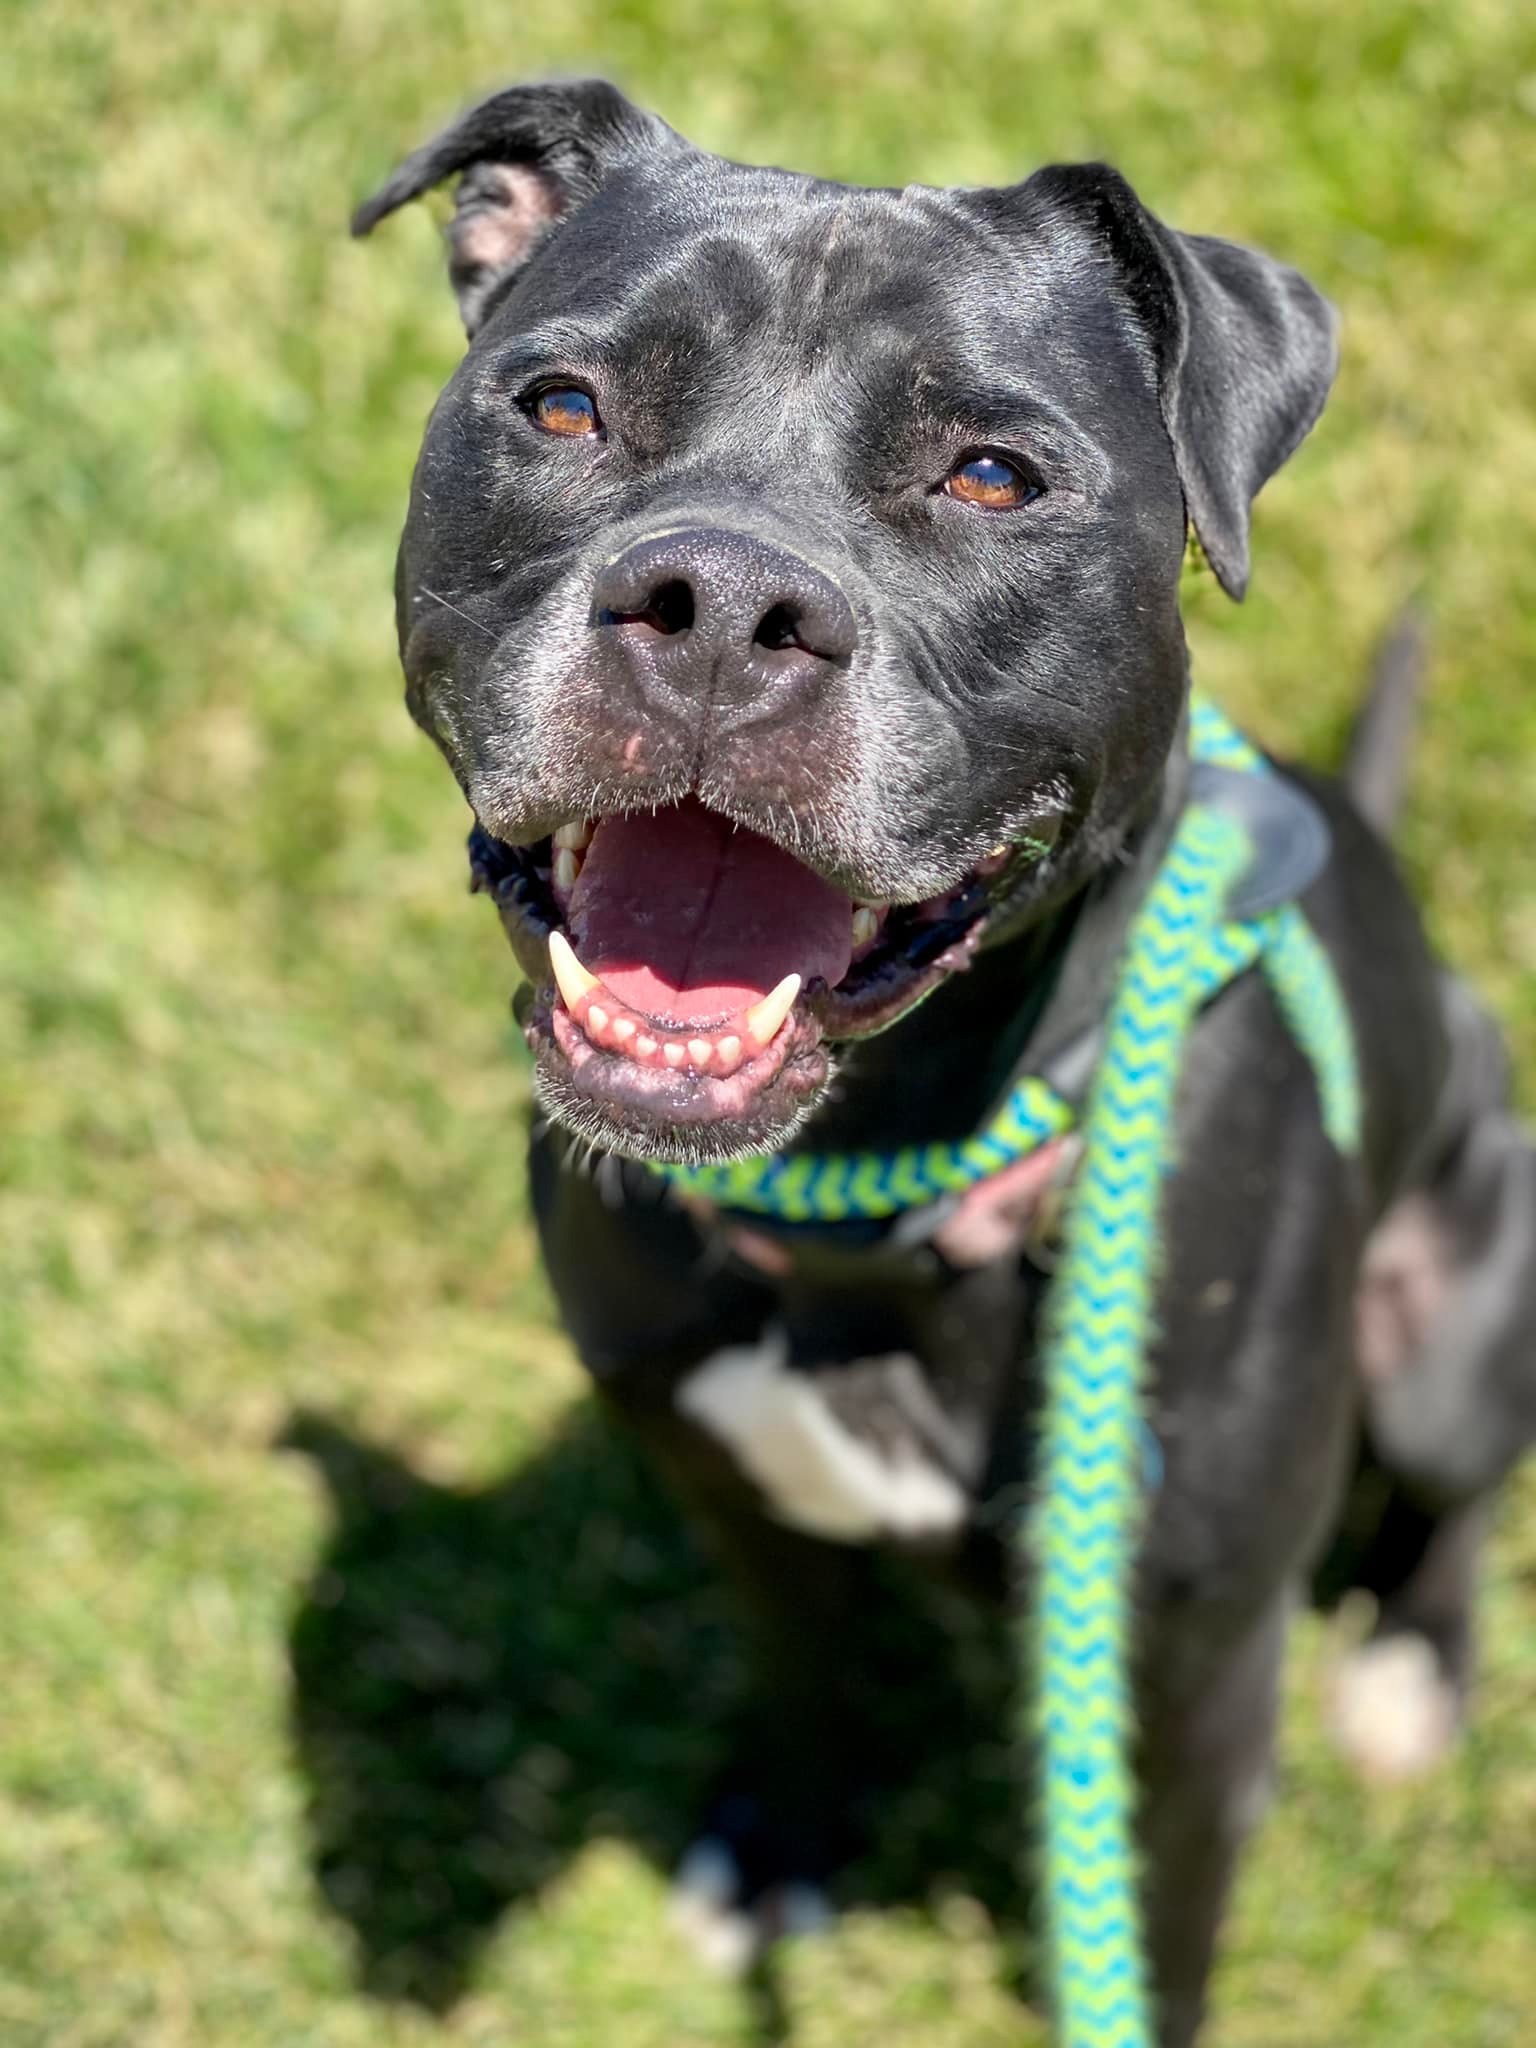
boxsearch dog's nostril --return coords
[601,578,695,636]
[753,603,802,653]
[645,579,694,635]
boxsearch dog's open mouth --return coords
[470,800,1027,1162]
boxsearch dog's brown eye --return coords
[945,454,1038,509]
[531,386,602,438]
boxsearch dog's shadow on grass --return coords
[281,1401,1022,2029]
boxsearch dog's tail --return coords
[1344,605,1428,835]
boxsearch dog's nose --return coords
[591,527,857,713]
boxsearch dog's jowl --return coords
[355,80,1536,2046]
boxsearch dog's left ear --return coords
[352,79,677,336]
[1028,165,1339,599]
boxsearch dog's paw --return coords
[669,1836,834,1975]
[1328,1631,1462,1783]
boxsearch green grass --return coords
[4,1,1536,2041]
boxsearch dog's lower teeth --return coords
[546,932,806,1076]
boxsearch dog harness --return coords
[654,701,1357,1226]
[650,698,1361,2048]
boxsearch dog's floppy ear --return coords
[1030,165,1338,599]
[352,79,676,336]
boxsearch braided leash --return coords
[1030,801,1357,2046]
[1030,800,1242,2047]
[649,703,1360,2043]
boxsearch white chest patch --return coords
[677,1330,968,1545]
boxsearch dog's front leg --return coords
[617,1405,898,1955]
[532,1142,898,1952]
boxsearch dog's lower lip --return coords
[524,993,831,1164]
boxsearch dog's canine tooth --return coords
[851,906,880,948]
[743,973,800,1048]
[552,820,593,852]
[548,929,600,1011]
[553,847,582,893]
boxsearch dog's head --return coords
[355,80,1336,1164]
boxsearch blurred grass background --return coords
[3,0,1536,2041]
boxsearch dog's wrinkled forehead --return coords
[496,164,1023,338]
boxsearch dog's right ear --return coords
[351,80,676,335]
[1023,165,1338,601]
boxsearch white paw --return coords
[1329,1632,1460,1783]
[670,1838,757,1974]
[669,1837,833,1974]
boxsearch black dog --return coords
[354,81,1536,2044]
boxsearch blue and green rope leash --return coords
[1025,711,1359,2047]
[652,700,1360,2047]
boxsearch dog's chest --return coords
[676,1325,988,1545]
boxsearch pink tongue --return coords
[567,801,853,1027]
